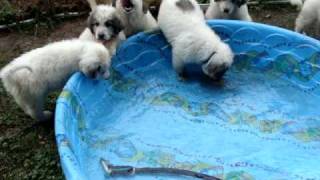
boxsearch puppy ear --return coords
[112,0,116,7]
[87,12,95,34]
[111,16,124,34]
[87,0,97,11]
[143,1,149,14]
[234,0,247,7]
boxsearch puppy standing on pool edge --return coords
[158,0,234,80]
[0,40,111,122]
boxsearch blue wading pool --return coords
[55,20,320,180]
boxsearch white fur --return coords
[116,0,158,37]
[79,4,126,56]
[158,0,234,80]
[0,40,111,121]
[205,0,252,21]
[293,0,320,34]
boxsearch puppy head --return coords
[117,0,149,14]
[88,5,124,43]
[214,0,247,14]
[201,44,234,80]
[80,43,111,80]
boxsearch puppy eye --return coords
[93,22,99,26]
[105,21,111,27]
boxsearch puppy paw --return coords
[178,75,187,82]
[42,111,54,121]
[177,70,188,81]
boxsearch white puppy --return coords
[0,40,111,121]
[290,0,320,34]
[79,0,126,55]
[158,0,234,80]
[115,0,158,37]
[205,0,252,21]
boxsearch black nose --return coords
[98,33,105,40]
[224,9,230,13]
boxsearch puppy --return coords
[115,0,158,37]
[290,0,320,35]
[0,40,111,122]
[158,0,234,80]
[205,0,252,21]
[79,0,125,56]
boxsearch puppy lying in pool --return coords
[0,40,111,122]
[158,0,234,80]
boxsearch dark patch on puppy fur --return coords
[88,11,97,34]
[176,0,195,11]
[112,0,116,7]
[232,0,247,7]
[109,15,124,35]
[143,1,149,14]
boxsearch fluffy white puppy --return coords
[79,0,125,55]
[205,0,252,21]
[290,0,320,34]
[0,40,111,121]
[115,0,158,37]
[158,0,234,80]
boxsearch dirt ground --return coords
[0,5,318,180]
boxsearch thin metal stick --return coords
[100,159,221,180]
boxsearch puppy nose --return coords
[98,33,105,40]
[223,9,229,13]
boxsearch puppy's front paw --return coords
[42,111,53,122]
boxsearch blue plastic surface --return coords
[55,20,320,180]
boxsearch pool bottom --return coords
[67,66,320,180]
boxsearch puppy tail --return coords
[86,0,97,11]
[289,0,304,7]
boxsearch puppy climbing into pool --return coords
[158,0,234,80]
[205,0,252,21]
[0,40,111,122]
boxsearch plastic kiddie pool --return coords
[55,20,320,180]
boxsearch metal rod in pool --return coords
[100,158,221,180]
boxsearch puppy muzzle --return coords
[121,0,134,12]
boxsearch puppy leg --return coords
[15,92,51,122]
[29,95,53,122]
[295,12,314,34]
[172,48,185,77]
